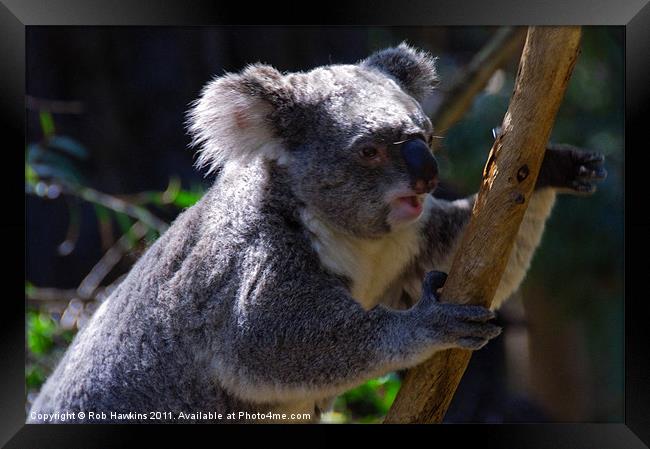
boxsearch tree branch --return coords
[431,26,527,140]
[76,220,149,299]
[58,181,169,234]
[384,26,582,424]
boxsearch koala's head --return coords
[188,43,439,238]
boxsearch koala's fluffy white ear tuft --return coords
[187,64,290,174]
[361,43,438,103]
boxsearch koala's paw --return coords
[536,144,607,194]
[413,271,502,351]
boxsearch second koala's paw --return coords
[415,271,502,351]
[536,144,607,194]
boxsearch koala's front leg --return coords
[217,270,500,406]
[404,271,502,353]
[493,144,607,307]
[413,144,606,309]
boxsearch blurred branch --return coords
[115,176,180,205]
[27,274,127,307]
[27,286,106,305]
[26,170,169,310]
[27,287,82,303]
[57,196,81,256]
[26,96,85,114]
[28,220,147,306]
[66,183,169,233]
[27,180,169,234]
[431,27,527,143]
[77,220,148,298]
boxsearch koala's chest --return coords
[349,238,419,308]
[301,210,422,309]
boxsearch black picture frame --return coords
[2,0,648,447]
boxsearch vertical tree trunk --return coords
[384,26,582,424]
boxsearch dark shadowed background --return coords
[25,26,624,423]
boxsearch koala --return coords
[28,44,606,423]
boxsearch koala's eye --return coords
[360,146,379,159]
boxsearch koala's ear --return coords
[187,64,291,173]
[361,43,438,102]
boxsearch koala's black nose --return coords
[400,139,439,194]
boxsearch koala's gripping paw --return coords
[411,271,502,351]
[536,144,607,194]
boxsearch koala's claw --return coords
[572,179,597,194]
[577,165,606,180]
[578,152,605,164]
[447,314,502,338]
[415,272,501,351]
[571,151,607,194]
[576,153,607,178]
[422,271,447,298]
[436,310,502,350]
[537,145,607,194]
[450,304,497,322]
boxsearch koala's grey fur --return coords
[28,43,605,423]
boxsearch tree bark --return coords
[384,26,582,424]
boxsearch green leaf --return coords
[333,373,402,422]
[173,190,203,208]
[145,228,159,244]
[29,162,83,186]
[25,281,35,296]
[26,365,46,389]
[93,204,111,225]
[27,140,87,185]
[39,111,55,137]
[145,191,164,206]
[27,311,56,355]
[25,163,39,185]
[61,329,76,344]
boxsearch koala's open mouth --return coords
[398,195,423,209]
[388,194,426,224]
